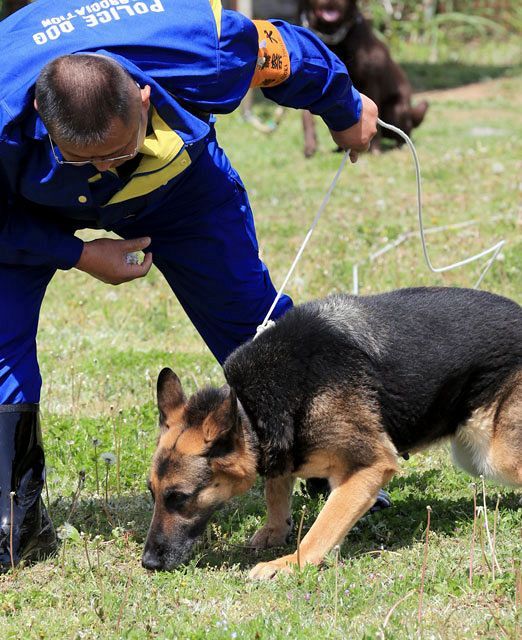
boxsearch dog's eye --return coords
[163,490,190,512]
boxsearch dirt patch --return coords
[415,77,506,102]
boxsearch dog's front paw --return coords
[248,553,297,580]
[249,522,292,550]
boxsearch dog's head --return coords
[301,0,358,33]
[142,368,257,571]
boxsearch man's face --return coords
[50,83,150,172]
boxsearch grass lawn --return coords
[1,33,521,639]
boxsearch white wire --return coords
[255,119,505,337]
[376,117,505,288]
[255,150,350,337]
[352,214,512,295]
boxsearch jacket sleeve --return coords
[256,20,362,132]
[0,169,83,269]
[173,10,361,132]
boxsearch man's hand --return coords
[75,237,153,285]
[329,93,378,163]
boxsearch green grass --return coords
[1,37,522,639]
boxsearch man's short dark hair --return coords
[35,54,138,146]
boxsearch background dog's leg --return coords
[249,475,295,549]
[302,110,318,158]
[249,457,397,580]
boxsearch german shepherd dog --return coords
[299,0,429,156]
[143,287,521,579]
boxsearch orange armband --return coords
[250,20,291,88]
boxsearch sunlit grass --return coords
[1,44,521,639]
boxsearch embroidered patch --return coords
[250,20,291,88]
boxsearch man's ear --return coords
[157,368,185,423]
[34,98,39,111]
[202,388,242,456]
[141,84,151,110]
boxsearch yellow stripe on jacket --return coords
[104,108,191,207]
[209,0,222,38]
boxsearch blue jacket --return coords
[0,0,361,269]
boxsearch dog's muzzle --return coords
[142,512,212,571]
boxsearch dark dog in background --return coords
[142,287,521,579]
[300,0,429,156]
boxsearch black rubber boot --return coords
[0,404,57,572]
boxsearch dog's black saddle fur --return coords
[224,287,521,476]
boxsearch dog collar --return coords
[300,11,358,46]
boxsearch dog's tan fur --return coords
[452,370,522,485]
[146,380,257,566]
[144,280,522,580]
[144,365,521,579]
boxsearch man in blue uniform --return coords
[0,0,380,570]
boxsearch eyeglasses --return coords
[48,112,143,167]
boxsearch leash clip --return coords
[254,319,276,340]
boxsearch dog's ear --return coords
[157,368,185,424]
[202,387,242,457]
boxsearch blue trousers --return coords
[0,133,292,404]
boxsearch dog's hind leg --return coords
[452,371,522,486]
[249,475,295,549]
[248,451,398,580]
[488,371,522,486]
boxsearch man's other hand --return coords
[75,237,153,285]
[329,93,378,163]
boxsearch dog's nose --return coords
[141,549,164,571]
